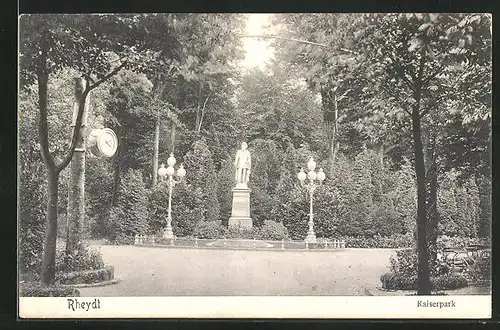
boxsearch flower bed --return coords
[207,239,273,248]
[380,272,468,291]
[20,282,80,297]
[55,266,114,285]
[136,235,347,251]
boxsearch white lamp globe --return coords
[297,168,307,182]
[167,153,176,166]
[307,157,316,171]
[166,166,175,176]
[317,168,326,181]
[177,164,186,178]
[158,163,167,177]
[307,170,317,181]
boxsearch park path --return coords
[79,245,395,296]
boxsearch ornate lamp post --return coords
[157,153,186,239]
[297,157,326,244]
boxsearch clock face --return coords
[97,128,118,157]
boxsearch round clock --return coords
[88,128,118,158]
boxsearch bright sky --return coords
[240,14,275,69]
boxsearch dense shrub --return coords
[55,247,106,273]
[467,255,491,283]
[227,224,258,239]
[171,185,204,237]
[193,221,227,239]
[388,247,450,278]
[269,145,312,240]
[380,273,468,291]
[256,220,289,240]
[149,181,203,237]
[184,138,221,223]
[107,169,149,243]
[217,158,236,226]
[368,202,406,237]
[393,159,417,234]
[438,170,482,237]
[380,273,417,290]
[19,283,80,297]
[86,157,113,238]
[56,266,114,285]
[477,175,491,238]
[248,139,282,227]
[280,193,309,240]
[313,184,345,238]
[388,248,417,276]
[437,235,490,250]
[19,112,47,273]
[432,274,468,290]
[382,246,468,290]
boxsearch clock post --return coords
[66,77,90,254]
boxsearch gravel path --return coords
[80,245,395,296]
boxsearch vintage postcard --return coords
[18,13,492,319]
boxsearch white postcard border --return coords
[19,295,491,319]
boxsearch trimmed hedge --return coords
[256,220,289,241]
[193,221,227,239]
[380,272,468,291]
[437,235,491,250]
[226,224,257,239]
[342,233,414,248]
[55,266,114,285]
[20,282,80,297]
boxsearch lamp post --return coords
[297,157,326,244]
[157,153,186,239]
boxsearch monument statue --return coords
[234,142,251,187]
[228,142,252,228]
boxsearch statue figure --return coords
[234,142,251,187]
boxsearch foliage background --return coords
[19,14,491,276]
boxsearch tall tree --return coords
[19,14,157,285]
[343,13,491,294]
[274,13,491,294]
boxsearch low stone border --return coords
[136,243,346,253]
[60,278,120,289]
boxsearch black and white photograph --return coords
[18,13,492,318]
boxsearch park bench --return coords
[439,243,491,274]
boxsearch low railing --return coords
[133,234,346,250]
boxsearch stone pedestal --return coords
[228,187,252,228]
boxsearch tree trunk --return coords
[427,164,438,272]
[320,83,339,176]
[412,106,432,295]
[424,130,438,272]
[378,144,384,166]
[36,41,59,284]
[40,170,59,285]
[170,122,176,153]
[152,117,160,186]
